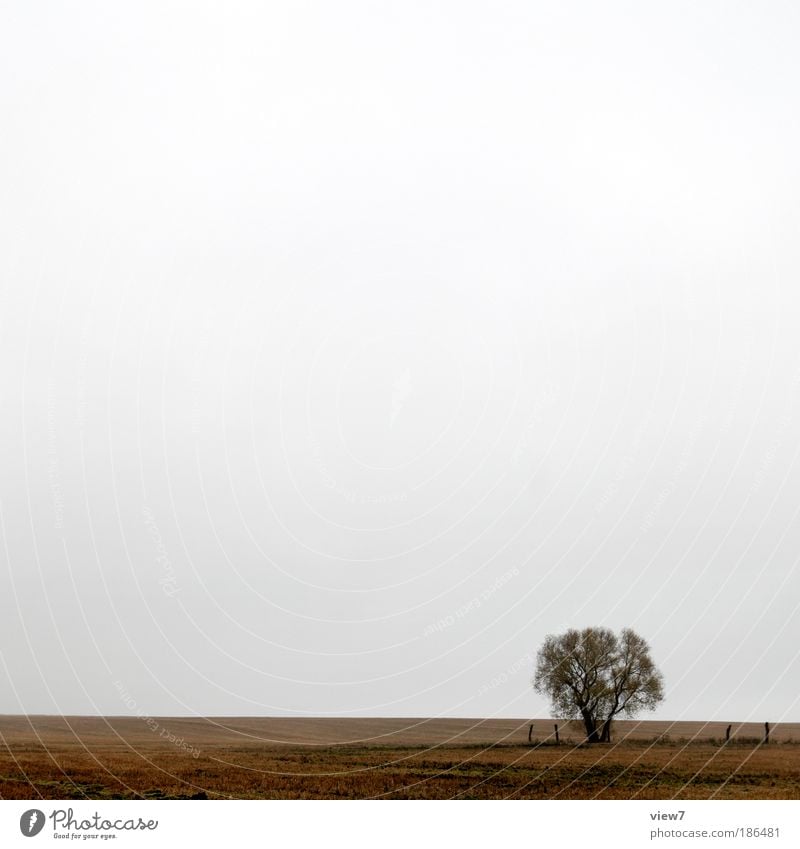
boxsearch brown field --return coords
[1,716,798,800]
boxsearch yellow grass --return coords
[1,717,798,800]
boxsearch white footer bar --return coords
[2,800,796,848]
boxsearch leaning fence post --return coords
[554,724,559,745]
[764,722,770,744]
[725,724,731,743]
[528,724,533,743]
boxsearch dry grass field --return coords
[1,716,798,800]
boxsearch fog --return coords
[1,1,799,722]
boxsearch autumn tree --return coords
[533,626,664,743]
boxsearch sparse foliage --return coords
[533,626,664,743]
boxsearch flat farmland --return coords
[1,716,798,800]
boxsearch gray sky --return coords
[1,1,800,722]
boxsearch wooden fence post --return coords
[725,724,731,743]
[764,722,770,744]
[554,724,559,745]
[528,724,533,743]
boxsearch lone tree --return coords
[533,626,664,743]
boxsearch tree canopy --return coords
[533,626,664,743]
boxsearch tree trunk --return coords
[600,718,612,743]
[582,711,599,743]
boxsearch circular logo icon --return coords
[19,809,46,837]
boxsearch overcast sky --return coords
[1,1,800,723]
